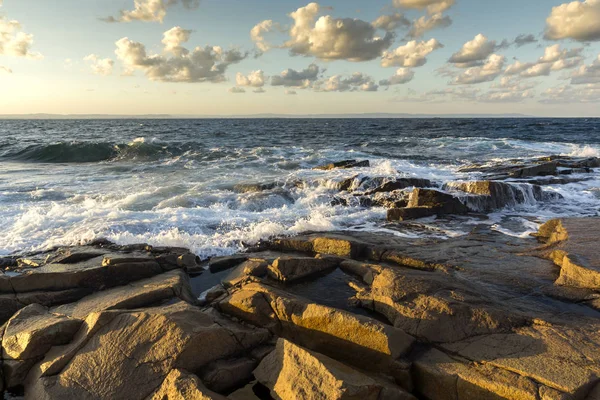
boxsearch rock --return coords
[413,348,542,400]
[218,283,415,373]
[267,256,339,282]
[209,255,248,273]
[363,178,433,195]
[370,190,410,209]
[234,182,279,193]
[314,160,370,171]
[254,338,415,400]
[311,236,364,258]
[511,162,558,178]
[222,260,270,288]
[387,207,437,221]
[445,181,548,211]
[150,369,227,400]
[177,253,201,269]
[441,324,600,398]
[339,260,382,285]
[407,188,468,215]
[26,302,270,400]
[337,175,359,191]
[227,382,263,400]
[200,357,257,393]
[537,218,600,289]
[355,268,527,343]
[51,270,196,319]
[2,304,82,388]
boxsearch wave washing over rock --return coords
[0,118,600,399]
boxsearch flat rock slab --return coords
[267,256,339,282]
[255,338,415,400]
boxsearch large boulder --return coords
[254,338,415,400]
[537,218,600,289]
[267,256,339,282]
[387,189,468,221]
[218,283,415,374]
[150,369,227,400]
[445,181,549,211]
[25,302,270,400]
[2,304,82,388]
[354,268,528,343]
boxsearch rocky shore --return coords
[1,155,599,399]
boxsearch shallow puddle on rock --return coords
[189,268,230,298]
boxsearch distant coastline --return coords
[0,112,545,119]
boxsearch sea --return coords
[0,118,599,258]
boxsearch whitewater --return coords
[0,118,599,258]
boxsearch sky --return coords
[1,0,600,116]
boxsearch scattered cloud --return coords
[314,72,378,92]
[452,54,506,84]
[408,13,452,38]
[0,65,12,74]
[115,27,247,83]
[285,89,297,95]
[372,13,410,32]
[448,34,498,66]
[0,15,42,59]
[545,0,600,41]
[504,44,584,78]
[250,20,283,52]
[513,34,538,47]
[393,0,455,14]
[271,63,321,88]
[380,68,415,86]
[540,83,600,103]
[252,3,394,61]
[236,70,266,87]
[570,54,600,84]
[84,54,115,76]
[381,39,443,68]
[103,0,201,23]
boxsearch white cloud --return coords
[162,26,192,56]
[408,13,452,38]
[541,83,600,103]
[0,65,12,74]
[381,39,443,68]
[449,34,497,66]
[254,3,393,61]
[372,13,410,32]
[505,44,584,79]
[250,20,283,52]
[115,28,247,83]
[393,0,455,14]
[452,54,506,84]
[570,54,600,84]
[545,0,600,41]
[314,72,378,92]
[285,89,297,95]
[84,54,115,76]
[271,64,321,88]
[236,70,266,87]
[0,16,42,59]
[104,0,201,23]
[229,87,246,94]
[380,68,415,86]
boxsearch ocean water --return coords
[0,118,599,258]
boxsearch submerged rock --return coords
[314,160,370,171]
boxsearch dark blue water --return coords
[0,118,599,257]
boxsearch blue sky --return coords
[1,0,600,116]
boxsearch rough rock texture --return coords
[267,256,339,282]
[254,339,415,400]
[408,188,469,214]
[218,283,414,372]
[26,302,270,400]
[150,369,227,400]
[537,218,600,289]
[445,180,549,211]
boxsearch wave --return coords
[3,139,185,163]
